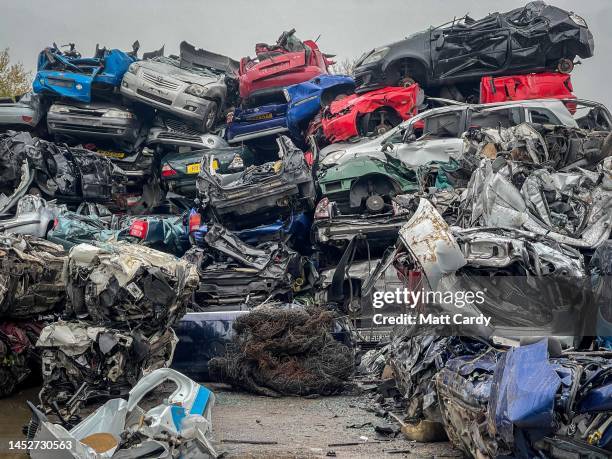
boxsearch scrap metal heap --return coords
[36,241,199,416]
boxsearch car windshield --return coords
[152,56,221,77]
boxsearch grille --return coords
[142,71,181,90]
[137,89,172,105]
[158,132,202,142]
[65,108,103,117]
[47,77,74,88]
[163,117,201,135]
[52,123,119,134]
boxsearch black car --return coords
[353,1,594,100]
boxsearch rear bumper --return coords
[312,214,409,245]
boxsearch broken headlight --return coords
[360,47,389,66]
[569,13,587,27]
[228,154,244,171]
[101,108,134,119]
[185,83,208,98]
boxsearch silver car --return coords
[47,101,143,146]
[0,92,43,131]
[121,41,238,133]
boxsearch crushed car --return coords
[0,92,45,133]
[121,41,238,132]
[28,367,218,458]
[196,135,315,230]
[33,42,139,103]
[239,29,333,106]
[320,84,423,143]
[0,234,66,320]
[479,72,575,105]
[353,1,594,100]
[183,224,306,307]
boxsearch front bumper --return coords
[121,73,213,123]
[47,112,140,142]
[313,213,410,246]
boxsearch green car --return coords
[160,145,255,197]
[317,153,463,215]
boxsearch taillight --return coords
[52,217,59,229]
[188,213,202,233]
[161,164,177,177]
[129,219,149,239]
[314,197,331,220]
[21,115,33,123]
[304,151,314,166]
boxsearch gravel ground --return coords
[210,383,461,459]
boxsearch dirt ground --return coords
[0,383,460,458]
[211,384,460,459]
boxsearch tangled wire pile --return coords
[209,305,354,396]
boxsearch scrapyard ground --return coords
[0,383,460,458]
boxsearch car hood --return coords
[136,60,221,85]
[319,136,387,166]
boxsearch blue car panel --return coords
[226,103,288,144]
[285,74,355,132]
[33,47,136,103]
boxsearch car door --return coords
[432,15,511,82]
[391,110,466,167]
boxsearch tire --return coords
[201,101,219,132]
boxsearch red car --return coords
[320,84,422,143]
[480,72,575,104]
[239,29,332,106]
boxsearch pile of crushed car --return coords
[1,1,611,457]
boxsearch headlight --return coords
[360,47,390,66]
[569,13,587,27]
[102,109,134,119]
[185,83,208,98]
[283,88,290,102]
[49,105,70,114]
[127,62,139,75]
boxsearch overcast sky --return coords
[1,0,611,106]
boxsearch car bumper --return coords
[47,113,140,142]
[312,214,410,246]
[121,74,213,123]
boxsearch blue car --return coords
[285,74,354,132]
[226,75,354,144]
[187,208,311,246]
[226,102,288,144]
[33,43,139,103]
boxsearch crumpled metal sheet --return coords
[36,320,178,414]
[0,321,43,398]
[29,368,217,458]
[459,156,612,248]
[63,242,199,332]
[436,340,612,458]
[0,234,66,319]
[183,224,303,307]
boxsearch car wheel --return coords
[557,58,574,74]
[398,76,416,87]
[202,101,219,132]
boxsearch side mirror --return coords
[435,35,445,50]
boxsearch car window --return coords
[528,108,561,125]
[421,112,463,139]
[470,108,521,129]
